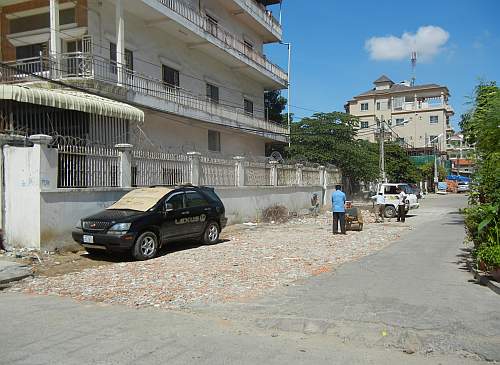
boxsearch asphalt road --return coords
[1,194,498,364]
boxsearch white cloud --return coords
[365,26,450,62]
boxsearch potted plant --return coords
[477,244,500,282]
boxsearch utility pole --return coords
[379,118,386,183]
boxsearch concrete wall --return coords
[215,186,324,223]
[137,111,266,156]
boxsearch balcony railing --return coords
[155,0,287,85]
[236,0,282,37]
[1,53,288,137]
[392,97,449,112]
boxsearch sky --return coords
[264,0,500,130]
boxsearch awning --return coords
[0,84,144,122]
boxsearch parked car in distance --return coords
[457,182,470,193]
[72,185,227,260]
[408,183,422,199]
[371,183,420,218]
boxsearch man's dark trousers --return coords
[333,212,346,234]
[397,205,406,222]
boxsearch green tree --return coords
[460,82,500,269]
[287,112,379,183]
[384,143,421,183]
[264,90,287,125]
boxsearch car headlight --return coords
[108,223,131,234]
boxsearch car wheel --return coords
[358,223,363,231]
[384,205,397,218]
[132,231,159,261]
[202,221,220,245]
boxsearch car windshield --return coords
[107,187,173,212]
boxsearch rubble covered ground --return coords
[6,209,411,309]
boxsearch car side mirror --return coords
[164,203,174,212]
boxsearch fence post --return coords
[233,156,245,187]
[115,143,133,188]
[29,134,58,190]
[187,151,201,185]
[296,163,303,186]
[269,160,279,186]
[319,165,326,188]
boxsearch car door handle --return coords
[204,207,211,211]
[181,211,190,215]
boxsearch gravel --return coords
[8,210,410,309]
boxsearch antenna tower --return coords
[411,51,417,86]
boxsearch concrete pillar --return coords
[187,152,201,185]
[29,134,58,191]
[269,161,279,186]
[295,163,303,186]
[319,165,326,188]
[49,0,61,76]
[3,134,57,249]
[115,143,133,188]
[116,0,125,86]
[233,156,245,187]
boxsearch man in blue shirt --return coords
[332,185,347,234]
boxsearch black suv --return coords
[72,185,227,260]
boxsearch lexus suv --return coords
[72,185,227,260]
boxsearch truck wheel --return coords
[384,205,397,218]
[132,231,158,261]
[202,221,220,245]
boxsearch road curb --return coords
[467,259,500,295]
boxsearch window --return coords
[166,193,185,210]
[429,115,439,124]
[360,121,369,129]
[395,118,404,126]
[206,14,218,36]
[186,191,209,208]
[208,130,221,152]
[9,8,75,34]
[206,83,219,104]
[376,102,380,111]
[162,65,179,88]
[384,185,399,194]
[16,43,48,60]
[396,137,405,145]
[393,97,404,110]
[244,99,254,115]
[429,135,438,145]
[360,103,369,111]
[110,42,134,74]
[243,40,254,56]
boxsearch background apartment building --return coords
[0,0,288,156]
[345,75,454,152]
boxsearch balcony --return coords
[1,53,288,142]
[135,0,287,88]
[392,96,454,113]
[225,0,282,42]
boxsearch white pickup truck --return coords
[372,183,420,218]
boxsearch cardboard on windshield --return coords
[107,187,172,212]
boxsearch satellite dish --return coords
[270,151,284,163]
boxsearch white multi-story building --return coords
[0,0,288,156]
[345,75,454,152]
